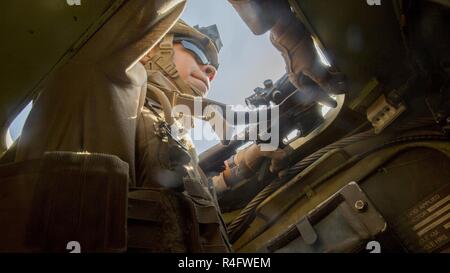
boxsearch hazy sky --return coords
[8,0,286,154]
[182,0,285,153]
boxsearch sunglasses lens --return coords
[180,40,210,65]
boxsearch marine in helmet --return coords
[129,20,232,253]
[130,18,291,252]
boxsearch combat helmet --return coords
[146,19,223,97]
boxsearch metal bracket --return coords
[265,182,387,252]
[296,217,318,245]
[367,94,406,134]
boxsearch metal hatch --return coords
[0,0,125,152]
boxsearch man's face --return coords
[172,43,217,96]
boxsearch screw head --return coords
[355,200,367,212]
[272,90,282,102]
[263,79,273,89]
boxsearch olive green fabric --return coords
[14,0,187,185]
[0,0,123,153]
[0,152,129,252]
[234,130,450,252]
[132,71,232,252]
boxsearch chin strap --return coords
[146,34,203,100]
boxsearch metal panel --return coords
[292,0,412,101]
[0,0,124,151]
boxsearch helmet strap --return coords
[147,34,203,100]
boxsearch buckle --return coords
[155,56,178,78]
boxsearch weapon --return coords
[199,74,338,173]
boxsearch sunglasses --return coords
[177,39,211,66]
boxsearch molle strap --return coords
[173,76,202,97]
[183,177,220,224]
[128,190,163,222]
[182,169,232,252]
[183,177,213,201]
[148,34,200,98]
[148,34,179,78]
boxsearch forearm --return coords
[213,143,287,194]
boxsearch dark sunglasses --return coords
[178,40,211,66]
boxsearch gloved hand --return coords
[228,0,347,95]
[253,145,288,174]
[270,14,347,95]
[213,143,288,194]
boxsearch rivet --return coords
[355,200,367,212]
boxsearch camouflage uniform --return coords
[128,20,232,252]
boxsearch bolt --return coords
[272,90,282,102]
[263,79,273,89]
[355,200,367,212]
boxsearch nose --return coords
[201,64,217,82]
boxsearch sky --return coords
[7,0,286,154]
[181,0,285,152]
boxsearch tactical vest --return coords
[128,73,232,253]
